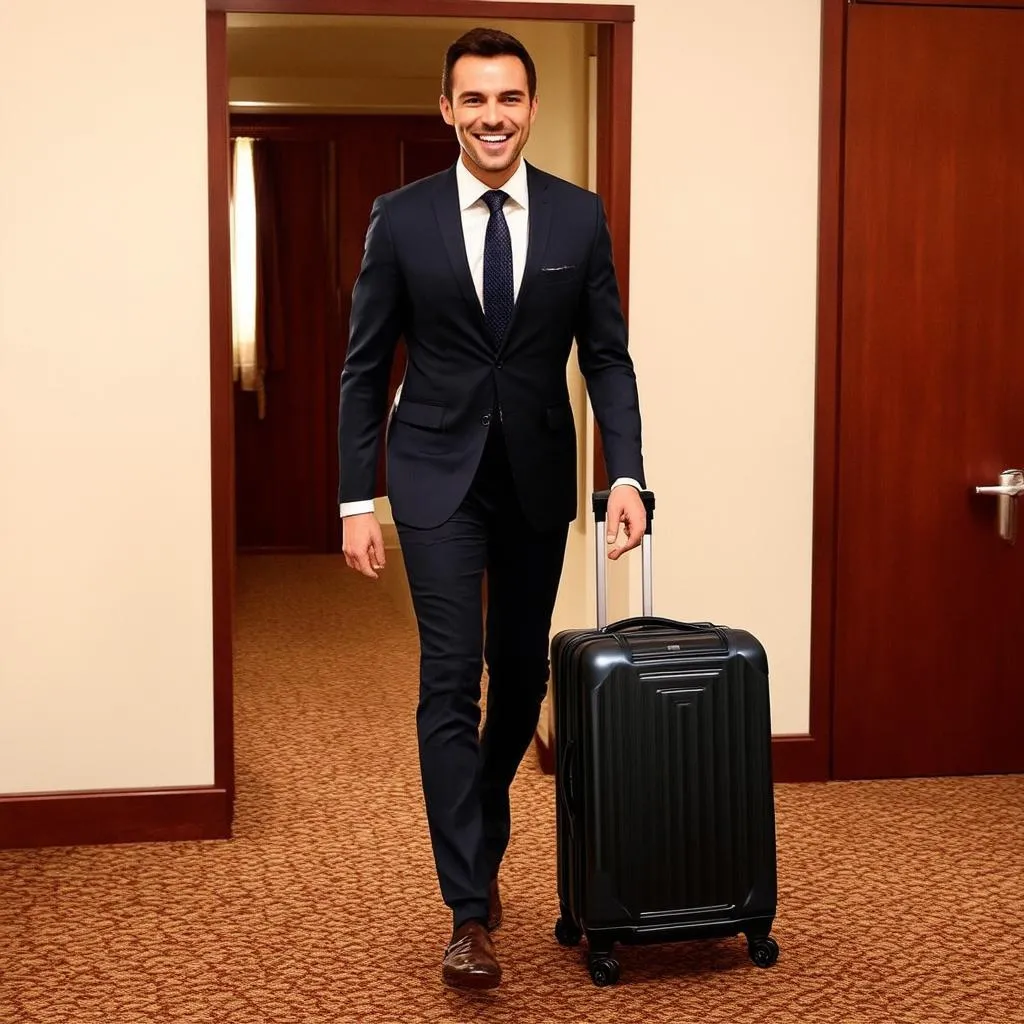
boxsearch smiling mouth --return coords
[476,133,511,145]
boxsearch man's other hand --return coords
[342,512,386,579]
[606,485,647,560]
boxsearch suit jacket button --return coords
[481,413,491,426]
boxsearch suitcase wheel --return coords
[554,917,582,948]
[747,935,780,968]
[588,954,621,987]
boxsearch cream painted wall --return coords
[623,0,821,734]
[0,2,215,793]
[0,0,820,797]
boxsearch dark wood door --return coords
[233,139,332,553]
[832,2,1024,779]
[232,115,459,553]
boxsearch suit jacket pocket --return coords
[538,265,580,285]
[394,400,447,431]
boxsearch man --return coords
[337,27,647,991]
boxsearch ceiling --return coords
[226,14,587,79]
[226,14,578,29]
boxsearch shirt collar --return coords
[455,156,530,213]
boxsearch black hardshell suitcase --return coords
[550,489,779,986]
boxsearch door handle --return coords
[975,469,1023,544]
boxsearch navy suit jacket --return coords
[337,160,645,533]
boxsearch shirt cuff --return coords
[339,500,376,518]
[610,477,643,493]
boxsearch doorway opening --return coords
[206,2,636,824]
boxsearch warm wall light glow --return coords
[230,137,261,411]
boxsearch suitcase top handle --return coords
[600,616,731,648]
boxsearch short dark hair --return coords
[441,27,537,102]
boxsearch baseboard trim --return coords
[534,730,556,776]
[0,786,232,850]
[770,734,827,783]
[534,732,826,784]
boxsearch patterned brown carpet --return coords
[1,554,1021,1024]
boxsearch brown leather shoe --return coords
[442,921,502,991]
[487,876,503,931]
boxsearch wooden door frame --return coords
[775,0,847,784]
[209,0,842,809]
[206,0,638,831]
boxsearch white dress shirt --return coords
[339,158,640,519]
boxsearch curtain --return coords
[254,141,285,379]
[230,137,264,417]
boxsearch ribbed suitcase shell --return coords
[550,492,780,985]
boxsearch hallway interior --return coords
[1,554,1021,1023]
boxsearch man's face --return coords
[440,54,537,185]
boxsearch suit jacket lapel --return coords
[432,165,488,337]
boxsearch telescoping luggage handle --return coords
[592,488,656,630]
[593,489,731,643]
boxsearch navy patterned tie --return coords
[481,189,513,345]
